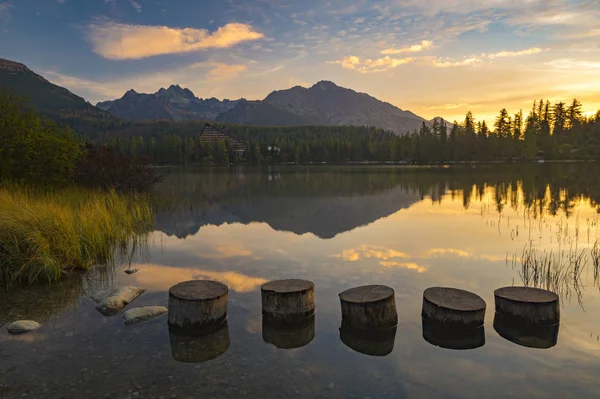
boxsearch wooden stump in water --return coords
[494,286,559,326]
[494,312,559,349]
[262,314,315,349]
[422,319,485,350]
[339,321,397,356]
[168,280,228,332]
[169,321,230,363]
[422,287,486,329]
[339,285,397,329]
[261,279,315,323]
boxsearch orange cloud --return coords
[129,264,268,292]
[432,57,484,68]
[487,47,545,59]
[328,56,414,73]
[211,243,253,258]
[424,248,505,262]
[381,40,433,55]
[337,245,411,262]
[426,248,472,258]
[379,261,428,273]
[88,21,264,60]
[335,245,427,273]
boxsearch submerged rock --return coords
[91,286,146,316]
[7,320,41,334]
[124,269,139,275]
[123,306,168,325]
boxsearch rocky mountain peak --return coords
[311,80,339,91]
[0,58,31,73]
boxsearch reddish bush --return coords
[75,144,164,192]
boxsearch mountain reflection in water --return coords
[3,164,600,399]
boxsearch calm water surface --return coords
[3,164,600,398]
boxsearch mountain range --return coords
[0,57,446,135]
[98,80,440,135]
[96,85,240,121]
[153,170,422,239]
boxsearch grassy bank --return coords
[0,185,153,286]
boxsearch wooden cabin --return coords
[199,123,246,157]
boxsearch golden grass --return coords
[0,185,153,286]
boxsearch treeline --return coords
[0,91,159,190]
[405,99,600,162]
[0,91,81,184]
[157,163,600,219]
[96,99,600,165]
[100,123,395,165]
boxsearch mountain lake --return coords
[2,163,600,399]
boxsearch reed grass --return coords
[513,239,588,306]
[0,184,153,286]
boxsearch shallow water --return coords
[3,164,600,398]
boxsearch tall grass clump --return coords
[0,185,153,286]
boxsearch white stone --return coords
[7,320,41,334]
[91,286,146,315]
[123,306,168,325]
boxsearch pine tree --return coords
[494,108,512,138]
[567,99,583,130]
[513,110,523,141]
[553,102,567,135]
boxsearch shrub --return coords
[75,144,164,192]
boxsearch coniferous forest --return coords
[96,99,600,165]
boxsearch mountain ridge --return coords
[99,80,451,135]
[96,84,241,121]
[0,58,104,114]
[0,57,450,135]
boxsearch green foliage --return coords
[0,64,118,136]
[93,98,600,164]
[0,90,82,184]
[0,185,153,286]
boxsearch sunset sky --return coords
[0,0,599,123]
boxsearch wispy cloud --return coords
[487,47,545,58]
[567,28,600,38]
[426,248,471,258]
[379,261,428,273]
[328,55,414,73]
[431,47,547,68]
[546,59,600,70]
[190,61,248,81]
[334,245,427,272]
[129,264,267,292]
[335,245,411,262]
[426,103,482,110]
[431,57,484,68]
[128,0,141,12]
[0,1,12,18]
[381,40,433,55]
[87,21,264,60]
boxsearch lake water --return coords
[2,164,600,398]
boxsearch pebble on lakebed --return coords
[6,320,41,334]
[91,286,146,316]
[123,306,168,325]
